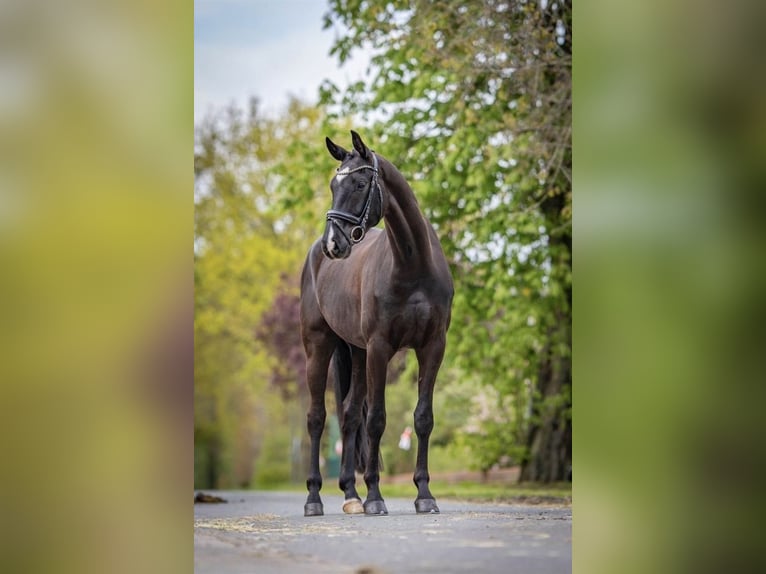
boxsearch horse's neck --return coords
[380,160,434,272]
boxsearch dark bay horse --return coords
[300,131,453,516]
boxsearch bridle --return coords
[326,152,383,244]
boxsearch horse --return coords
[300,130,454,516]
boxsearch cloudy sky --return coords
[194,0,371,124]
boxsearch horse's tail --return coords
[331,342,370,474]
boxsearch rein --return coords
[326,153,382,244]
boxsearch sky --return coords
[194,0,371,124]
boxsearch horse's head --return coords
[322,130,384,260]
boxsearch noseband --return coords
[326,153,382,244]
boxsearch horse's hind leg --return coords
[303,334,334,517]
[413,338,446,514]
[337,346,366,514]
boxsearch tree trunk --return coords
[519,327,571,482]
[520,187,572,483]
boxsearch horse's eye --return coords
[356,180,366,190]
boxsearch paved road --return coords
[194,491,571,574]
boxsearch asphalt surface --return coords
[194,490,571,574]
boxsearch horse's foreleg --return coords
[304,341,332,517]
[362,340,393,515]
[413,339,446,514]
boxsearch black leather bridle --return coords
[326,153,382,244]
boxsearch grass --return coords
[257,479,571,505]
[382,480,571,505]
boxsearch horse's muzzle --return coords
[323,241,350,260]
[322,222,351,260]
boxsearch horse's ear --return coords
[326,137,349,162]
[350,130,369,160]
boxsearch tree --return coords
[194,98,334,488]
[321,0,571,481]
[255,280,306,401]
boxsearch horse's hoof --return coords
[415,498,440,514]
[364,499,388,515]
[342,498,364,514]
[304,502,324,516]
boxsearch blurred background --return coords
[0,1,191,572]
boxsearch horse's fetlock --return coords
[306,474,323,491]
[339,469,356,490]
[413,470,430,486]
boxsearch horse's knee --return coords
[341,404,363,434]
[366,409,386,440]
[307,407,326,436]
[414,403,433,436]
